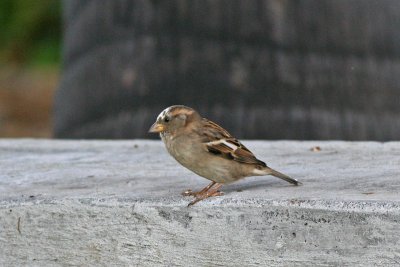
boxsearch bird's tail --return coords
[253,166,301,186]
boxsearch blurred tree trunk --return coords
[55,0,400,140]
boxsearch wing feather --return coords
[200,119,266,166]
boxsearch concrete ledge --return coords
[1,139,400,266]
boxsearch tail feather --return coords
[254,167,301,186]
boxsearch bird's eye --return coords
[164,117,170,123]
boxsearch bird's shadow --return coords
[222,179,291,193]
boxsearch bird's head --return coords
[149,105,201,135]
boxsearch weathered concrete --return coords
[0,139,399,266]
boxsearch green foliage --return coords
[0,0,61,67]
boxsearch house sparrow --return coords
[149,105,301,206]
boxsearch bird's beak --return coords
[149,122,165,133]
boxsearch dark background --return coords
[55,0,400,140]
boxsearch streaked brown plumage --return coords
[149,105,301,206]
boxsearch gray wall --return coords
[55,0,400,140]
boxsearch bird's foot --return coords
[182,181,224,206]
[188,190,224,206]
[187,183,224,206]
[181,181,217,197]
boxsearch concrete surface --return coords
[0,139,399,266]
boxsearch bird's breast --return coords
[165,136,199,166]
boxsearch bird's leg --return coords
[182,181,216,197]
[188,183,224,206]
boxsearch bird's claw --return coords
[181,189,196,196]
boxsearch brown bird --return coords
[149,105,301,206]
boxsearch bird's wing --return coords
[200,119,266,166]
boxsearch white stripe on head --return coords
[157,106,172,121]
